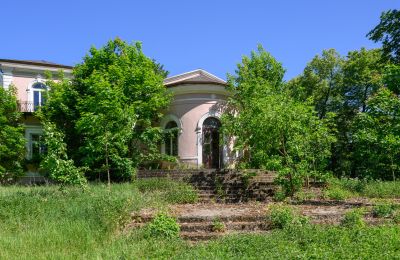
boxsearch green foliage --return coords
[287,49,344,119]
[266,203,309,229]
[323,179,355,200]
[361,181,400,198]
[145,213,180,239]
[223,45,335,196]
[367,9,400,64]
[39,122,87,186]
[341,208,365,228]
[393,210,400,224]
[372,203,397,218]
[383,64,400,94]
[0,85,25,183]
[325,178,400,199]
[136,178,198,204]
[212,218,226,232]
[41,39,170,182]
[293,189,318,202]
[352,87,400,180]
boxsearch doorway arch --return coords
[201,117,222,168]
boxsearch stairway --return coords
[178,213,268,241]
[188,170,276,203]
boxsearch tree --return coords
[352,87,400,180]
[223,45,335,196]
[287,49,344,119]
[41,39,170,182]
[0,85,25,183]
[342,48,385,113]
[367,9,400,64]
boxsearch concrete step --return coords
[180,231,223,241]
[177,214,265,223]
[179,221,267,232]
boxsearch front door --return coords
[202,117,222,168]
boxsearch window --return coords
[32,82,47,111]
[164,121,178,156]
[30,134,45,161]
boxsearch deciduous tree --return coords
[0,85,25,183]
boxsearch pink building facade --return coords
[0,59,233,172]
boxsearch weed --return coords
[266,203,307,229]
[212,218,226,232]
[145,213,180,239]
[324,186,353,200]
[393,210,400,224]
[372,203,396,218]
[341,209,365,228]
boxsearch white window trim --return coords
[196,112,228,168]
[25,125,43,160]
[160,114,182,155]
[27,75,46,103]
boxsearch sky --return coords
[1,0,398,80]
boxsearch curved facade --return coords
[161,69,231,168]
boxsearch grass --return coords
[324,178,400,200]
[1,178,400,259]
[0,179,196,259]
[101,225,400,259]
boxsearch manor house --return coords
[0,59,232,178]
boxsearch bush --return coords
[145,213,180,239]
[324,186,353,200]
[212,218,226,233]
[372,203,396,218]
[266,203,309,229]
[341,209,365,228]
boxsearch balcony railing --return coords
[18,101,41,113]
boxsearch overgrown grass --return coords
[1,180,400,259]
[324,178,400,199]
[137,178,198,204]
[104,225,400,259]
[0,179,196,259]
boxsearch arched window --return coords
[164,121,178,156]
[32,82,47,110]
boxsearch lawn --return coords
[1,179,400,259]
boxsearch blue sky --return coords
[1,1,398,80]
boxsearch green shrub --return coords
[324,186,353,200]
[273,189,287,202]
[266,203,309,229]
[145,213,180,239]
[338,178,367,193]
[372,203,396,218]
[212,218,226,233]
[341,209,365,228]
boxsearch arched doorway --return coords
[202,117,222,168]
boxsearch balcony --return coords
[18,101,41,113]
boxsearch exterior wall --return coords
[161,84,230,167]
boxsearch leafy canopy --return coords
[223,45,335,195]
[41,38,170,182]
[0,85,25,183]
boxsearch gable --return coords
[164,69,227,87]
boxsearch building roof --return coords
[164,69,227,87]
[0,58,73,69]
